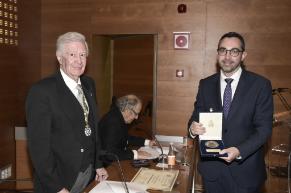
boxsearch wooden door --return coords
[112,35,155,138]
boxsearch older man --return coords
[26,32,108,193]
[99,95,154,161]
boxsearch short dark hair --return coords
[218,32,245,51]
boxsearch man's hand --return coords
[189,121,206,136]
[219,147,240,163]
[95,167,108,182]
[57,188,69,193]
[137,150,152,159]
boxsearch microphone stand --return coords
[154,136,167,169]
[181,145,189,166]
[101,152,129,193]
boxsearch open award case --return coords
[199,112,226,157]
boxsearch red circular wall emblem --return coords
[175,35,187,47]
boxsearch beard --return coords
[219,59,241,75]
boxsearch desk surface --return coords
[83,145,195,193]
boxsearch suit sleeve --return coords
[128,135,145,147]
[86,79,104,169]
[26,85,63,193]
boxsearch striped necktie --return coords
[223,78,233,118]
[76,84,91,136]
[76,84,89,113]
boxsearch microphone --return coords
[153,136,167,164]
[99,151,129,193]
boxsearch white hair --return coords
[56,32,89,57]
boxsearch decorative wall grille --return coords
[0,0,18,46]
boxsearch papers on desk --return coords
[155,135,183,144]
[137,146,169,159]
[131,167,179,191]
[89,180,148,193]
[154,146,169,155]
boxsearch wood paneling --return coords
[113,35,154,137]
[5,0,287,192]
[0,0,40,190]
[0,37,20,189]
[30,0,288,136]
[113,36,154,97]
[15,140,33,190]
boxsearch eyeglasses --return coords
[130,109,139,117]
[217,47,243,57]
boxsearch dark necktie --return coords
[223,78,233,118]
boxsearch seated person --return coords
[99,94,154,161]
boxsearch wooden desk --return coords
[84,145,195,193]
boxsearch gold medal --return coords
[205,140,219,148]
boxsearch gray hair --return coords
[116,95,142,112]
[56,32,89,57]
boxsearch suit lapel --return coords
[216,76,223,112]
[227,70,248,120]
[80,78,98,129]
[55,72,84,143]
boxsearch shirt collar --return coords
[220,66,242,83]
[60,68,81,91]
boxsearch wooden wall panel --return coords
[37,1,291,192]
[17,0,42,123]
[90,36,112,116]
[40,0,291,136]
[0,41,20,189]
[0,47,18,190]
[113,35,154,98]
[15,140,33,190]
[206,0,291,81]
[112,35,154,138]
[0,0,40,190]
[41,0,93,77]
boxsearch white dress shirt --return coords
[220,67,242,105]
[60,69,81,99]
[188,67,243,138]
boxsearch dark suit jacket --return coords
[99,104,145,161]
[26,71,103,193]
[188,69,273,188]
